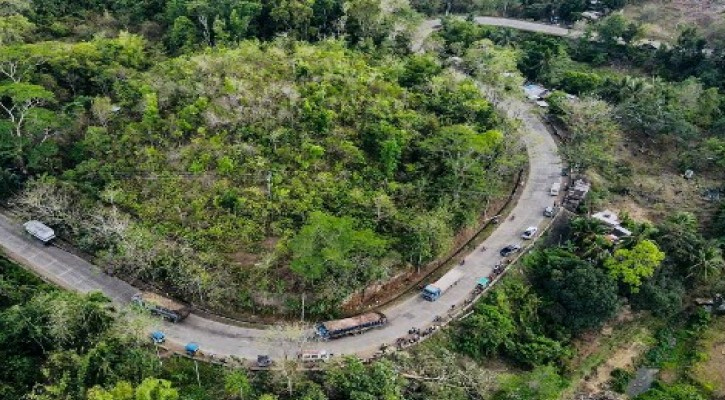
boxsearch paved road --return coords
[0,17,564,360]
[413,16,583,51]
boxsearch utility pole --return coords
[301,293,305,322]
[194,360,201,388]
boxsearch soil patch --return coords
[568,309,652,395]
[623,0,725,45]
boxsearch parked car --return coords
[544,206,557,217]
[257,355,272,368]
[522,226,538,240]
[500,244,521,257]
[23,220,56,244]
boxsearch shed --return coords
[523,84,548,100]
[592,210,621,228]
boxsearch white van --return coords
[23,220,56,244]
[298,350,331,363]
[550,182,561,196]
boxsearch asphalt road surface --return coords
[413,16,582,52]
[0,17,564,360]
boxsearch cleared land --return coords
[623,0,725,45]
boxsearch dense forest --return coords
[0,0,525,316]
[3,1,725,400]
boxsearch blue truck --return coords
[316,312,387,340]
[422,269,464,301]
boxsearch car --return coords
[522,226,538,240]
[500,244,521,257]
[257,355,272,368]
[544,206,557,217]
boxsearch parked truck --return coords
[316,312,387,340]
[23,220,56,244]
[131,292,191,323]
[550,182,561,196]
[422,269,464,301]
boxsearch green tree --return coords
[0,82,55,139]
[224,370,252,400]
[288,211,390,295]
[568,216,610,260]
[456,303,515,358]
[269,0,314,38]
[688,240,724,283]
[463,39,524,92]
[402,208,454,269]
[0,14,34,45]
[325,358,405,400]
[134,379,178,400]
[636,383,706,400]
[494,366,566,400]
[605,239,665,292]
[527,248,619,334]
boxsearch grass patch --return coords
[690,316,725,396]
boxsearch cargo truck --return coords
[131,292,191,323]
[422,269,464,301]
[316,311,387,340]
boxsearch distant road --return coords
[0,17,564,361]
[413,16,584,51]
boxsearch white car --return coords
[521,226,538,240]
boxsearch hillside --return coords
[5,38,524,316]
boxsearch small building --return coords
[592,210,621,227]
[523,84,549,101]
[592,209,632,238]
[581,11,602,20]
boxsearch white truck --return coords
[550,182,561,196]
[422,269,464,301]
[23,220,56,244]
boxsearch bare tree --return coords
[265,323,311,396]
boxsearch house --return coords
[523,84,549,101]
[592,209,620,227]
[592,209,632,238]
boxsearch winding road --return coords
[0,17,564,360]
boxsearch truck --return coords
[298,349,331,363]
[550,182,561,196]
[316,311,387,340]
[23,220,56,244]
[422,269,464,301]
[131,292,191,323]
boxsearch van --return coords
[298,350,331,363]
[23,220,56,244]
[550,182,561,196]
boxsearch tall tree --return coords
[605,239,665,292]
